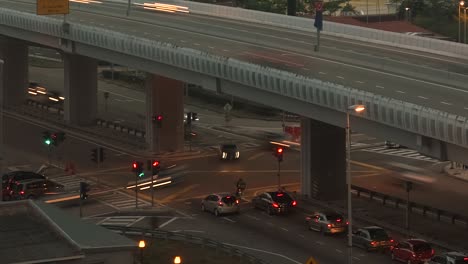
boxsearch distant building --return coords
[0,200,137,264]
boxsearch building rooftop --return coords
[0,200,136,263]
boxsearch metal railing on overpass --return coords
[104,225,270,264]
[1,8,468,151]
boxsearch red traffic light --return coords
[276,147,283,154]
[156,115,163,121]
[132,162,138,169]
[152,160,160,167]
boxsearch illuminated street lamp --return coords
[138,240,146,264]
[459,1,465,43]
[174,256,182,264]
[346,104,366,264]
[405,7,410,22]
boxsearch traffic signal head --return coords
[43,131,51,145]
[277,147,283,154]
[275,147,284,162]
[132,161,144,177]
[152,160,161,175]
[153,114,163,128]
[91,148,98,163]
[80,182,90,200]
[132,161,138,172]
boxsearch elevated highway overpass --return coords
[1,0,468,199]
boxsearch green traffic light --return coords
[138,172,144,177]
[44,139,51,145]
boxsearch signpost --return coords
[37,0,69,15]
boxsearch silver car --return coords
[201,193,240,216]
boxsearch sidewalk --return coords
[444,163,468,182]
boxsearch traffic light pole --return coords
[277,159,281,190]
[79,196,83,218]
[135,172,138,209]
[96,147,101,184]
[151,174,155,207]
[47,145,51,165]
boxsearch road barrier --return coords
[96,119,146,139]
[104,225,270,264]
[351,185,468,228]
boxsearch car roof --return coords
[406,239,429,245]
[362,226,384,230]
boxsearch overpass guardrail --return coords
[104,225,270,264]
[351,185,468,228]
[1,7,468,155]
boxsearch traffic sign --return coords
[305,257,318,264]
[37,0,69,15]
[314,1,323,12]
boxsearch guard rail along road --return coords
[1,8,468,152]
[105,225,270,264]
[129,0,468,58]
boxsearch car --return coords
[385,140,401,149]
[219,144,240,160]
[352,226,395,251]
[47,91,65,103]
[391,239,435,263]
[429,252,468,264]
[306,211,348,234]
[28,82,47,96]
[201,193,239,216]
[8,178,48,200]
[252,191,297,215]
[2,171,46,187]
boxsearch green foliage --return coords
[242,0,287,14]
[341,1,358,15]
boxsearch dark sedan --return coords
[252,191,297,215]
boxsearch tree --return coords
[322,0,346,16]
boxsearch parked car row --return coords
[2,171,61,201]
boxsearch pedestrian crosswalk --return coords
[96,191,151,210]
[97,216,146,227]
[48,175,94,191]
[361,146,439,162]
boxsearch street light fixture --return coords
[138,240,146,264]
[459,1,465,43]
[346,104,366,264]
[405,7,410,22]
[174,256,182,264]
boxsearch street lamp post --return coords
[346,104,366,264]
[405,7,410,22]
[174,256,182,264]
[459,1,465,43]
[465,7,467,43]
[138,240,146,264]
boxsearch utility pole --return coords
[405,181,413,237]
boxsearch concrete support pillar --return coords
[63,54,97,125]
[145,74,184,153]
[0,37,28,107]
[301,118,346,201]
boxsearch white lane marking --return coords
[336,76,344,79]
[302,67,310,70]
[396,90,406,94]
[376,85,385,89]
[335,249,343,253]
[245,214,260,221]
[144,32,149,35]
[223,49,229,52]
[298,234,305,238]
[319,71,327,75]
[267,222,274,226]
[441,101,452,105]
[281,227,288,231]
[418,96,428,99]
[353,257,361,261]
[194,43,200,46]
[387,161,426,172]
[168,37,173,40]
[315,241,325,245]
[355,81,365,84]
[465,107,468,110]
[155,34,160,37]
[158,217,178,228]
[223,217,236,223]
[100,89,144,102]
[248,152,264,161]
[208,46,214,49]
[223,243,302,264]
[180,40,187,43]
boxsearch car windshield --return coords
[270,192,292,203]
[222,196,237,204]
[368,229,389,240]
[326,213,343,221]
[222,145,237,150]
[413,243,432,252]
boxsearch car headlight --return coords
[222,152,227,159]
[235,151,240,158]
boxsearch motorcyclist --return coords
[236,178,247,197]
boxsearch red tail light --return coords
[276,193,284,197]
[235,200,239,204]
[19,190,25,195]
[390,239,394,243]
[463,257,468,261]
[370,241,377,246]
[292,200,297,206]
[327,224,332,228]
[336,219,341,222]
[218,202,223,206]
[272,202,279,208]
[346,221,349,225]
[431,249,434,256]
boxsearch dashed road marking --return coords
[396,90,406,94]
[376,85,385,89]
[298,234,305,238]
[302,67,310,71]
[335,249,343,253]
[418,96,428,99]
[194,43,200,46]
[208,46,214,49]
[319,72,327,75]
[441,101,452,105]
[336,76,344,79]
[281,227,288,231]
[223,217,236,223]
[246,214,260,221]
[355,81,365,84]
[315,241,324,245]
[159,217,178,228]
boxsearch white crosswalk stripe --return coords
[361,147,439,162]
[48,175,93,191]
[97,216,146,227]
[96,191,151,210]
